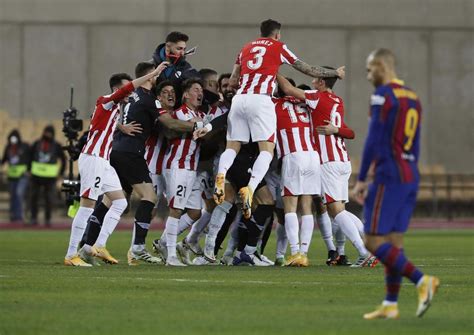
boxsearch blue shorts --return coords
[364,183,418,235]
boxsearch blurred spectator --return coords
[1,130,31,223]
[29,125,66,226]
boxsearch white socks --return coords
[248,151,273,191]
[165,216,179,257]
[275,223,288,258]
[346,211,365,236]
[300,215,314,254]
[66,206,94,258]
[95,199,127,248]
[205,201,233,249]
[178,213,195,235]
[187,209,212,244]
[334,210,369,257]
[317,212,336,251]
[284,212,299,255]
[217,148,237,175]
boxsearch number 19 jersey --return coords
[236,38,298,95]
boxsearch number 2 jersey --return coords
[359,79,422,184]
[274,96,316,159]
[236,38,298,95]
[81,82,134,160]
[305,90,352,164]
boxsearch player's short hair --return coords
[198,68,218,81]
[260,19,282,37]
[109,73,133,91]
[166,31,189,43]
[370,48,396,68]
[277,77,296,97]
[156,80,175,95]
[182,78,203,93]
[320,66,338,89]
[135,62,156,78]
[218,73,231,89]
[297,84,311,90]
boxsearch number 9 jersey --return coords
[236,38,298,95]
[359,79,422,184]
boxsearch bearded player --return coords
[353,48,439,319]
[214,19,345,219]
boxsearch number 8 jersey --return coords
[305,90,351,163]
[236,38,298,95]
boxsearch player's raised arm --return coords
[158,112,199,133]
[229,64,241,89]
[292,60,345,79]
[131,61,170,89]
[276,74,305,100]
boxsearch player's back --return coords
[372,80,422,183]
[305,90,350,163]
[236,38,298,95]
[273,96,315,158]
[113,87,160,155]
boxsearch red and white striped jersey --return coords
[305,90,351,163]
[82,82,134,160]
[274,97,316,158]
[144,132,167,175]
[164,104,204,171]
[236,38,298,96]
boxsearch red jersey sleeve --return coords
[338,122,355,139]
[304,90,320,110]
[280,44,298,65]
[99,82,134,108]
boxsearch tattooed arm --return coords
[292,60,345,79]
[229,64,241,89]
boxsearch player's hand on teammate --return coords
[193,127,210,140]
[352,181,368,205]
[121,121,143,136]
[316,120,339,135]
[155,61,170,74]
[336,66,345,79]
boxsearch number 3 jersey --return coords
[359,79,422,184]
[236,38,298,96]
[274,96,317,159]
[305,90,351,164]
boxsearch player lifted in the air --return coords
[352,48,439,319]
[213,19,345,219]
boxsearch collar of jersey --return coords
[391,78,405,85]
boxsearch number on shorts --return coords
[176,185,187,197]
[283,102,310,124]
[247,46,267,70]
[94,176,101,188]
[404,108,419,151]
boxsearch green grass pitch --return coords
[0,229,473,335]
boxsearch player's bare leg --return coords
[215,141,241,205]
[240,141,275,219]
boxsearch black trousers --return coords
[30,176,56,224]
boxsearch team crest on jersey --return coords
[175,71,182,78]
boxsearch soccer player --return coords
[214,19,345,219]
[64,67,165,266]
[277,73,376,267]
[352,48,439,319]
[161,79,206,266]
[273,93,320,267]
[111,62,200,266]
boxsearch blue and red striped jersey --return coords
[359,79,422,184]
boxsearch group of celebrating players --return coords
[63,18,439,319]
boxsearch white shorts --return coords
[227,94,276,143]
[78,153,122,201]
[281,151,321,197]
[150,173,167,208]
[196,170,214,200]
[320,161,352,204]
[264,169,283,209]
[164,169,202,210]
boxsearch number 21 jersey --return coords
[236,38,298,96]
